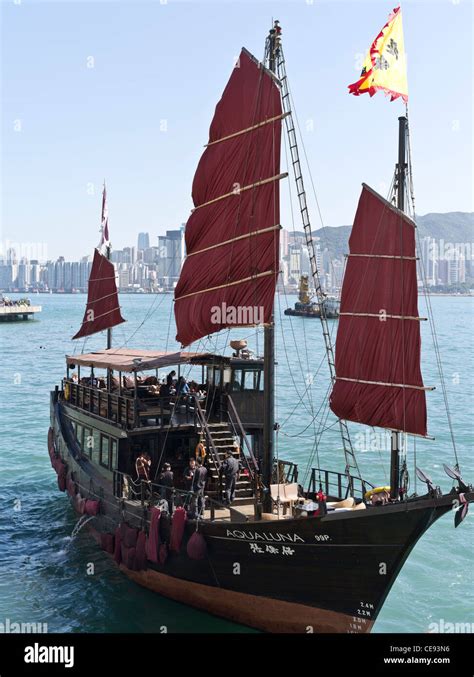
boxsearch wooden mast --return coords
[390,115,408,500]
[262,22,279,511]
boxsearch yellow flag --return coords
[349,6,408,102]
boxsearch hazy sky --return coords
[2,0,473,261]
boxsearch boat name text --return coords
[226,529,305,543]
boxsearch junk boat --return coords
[49,15,472,633]
[284,275,339,318]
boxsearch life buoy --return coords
[364,486,391,501]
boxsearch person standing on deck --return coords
[135,451,151,482]
[158,463,174,514]
[184,457,196,492]
[191,457,207,517]
[166,370,176,388]
[220,450,241,506]
[177,376,190,397]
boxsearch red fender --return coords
[187,531,208,560]
[84,499,100,516]
[145,507,161,563]
[135,531,147,571]
[121,523,138,548]
[121,544,137,570]
[170,507,186,553]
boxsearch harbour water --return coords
[0,292,472,633]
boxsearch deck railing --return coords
[274,459,298,484]
[63,379,196,429]
[307,467,374,501]
[112,470,248,522]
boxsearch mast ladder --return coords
[275,44,360,482]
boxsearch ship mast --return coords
[106,239,112,351]
[103,181,112,351]
[390,115,408,499]
[261,23,279,511]
[269,21,360,485]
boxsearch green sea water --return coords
[0,292,472,633]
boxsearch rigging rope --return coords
[405,107,460,470]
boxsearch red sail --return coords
[174,48,283,347]
[72,249,125,340]
[329,184,428,436]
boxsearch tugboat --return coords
[49,14,472,633]
[284,275,339,318]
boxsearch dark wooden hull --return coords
[50,397,463,634]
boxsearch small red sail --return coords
[72,249,125,340]
[329,184,428,436]
[174,48,283,347]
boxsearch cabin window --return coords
[76,424,83,448]
[231,369,243,391]
[213,368,221,386]
[100,435,110,469]
[83,427,93,457]
[222,367,232,384]
[91,429,101,465]
[111,439,118,470]
[242,369,261,391]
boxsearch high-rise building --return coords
[289,245,302,283]
[280,228,289,259]
[137,232,150,250]
[418,236,438,286]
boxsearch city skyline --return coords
[1,224,470,294]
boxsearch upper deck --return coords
[61,348,265,432]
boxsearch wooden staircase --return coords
[204,422,255,507]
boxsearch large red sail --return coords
[329,184,429,436]
[72,249,125,340]
[174,49,284,347]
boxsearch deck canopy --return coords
[66,348,215,373]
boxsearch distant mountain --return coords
[415,212,473,243]
[290,212,473,260]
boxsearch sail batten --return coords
[175,49,282,347]
[329,184,428,436]
[72,249,125,340]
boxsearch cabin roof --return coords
[65,348,215,373]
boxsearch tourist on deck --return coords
[158,463,174,514]
[135,451,151,483]
[166,370,176,387]
[184,457,196,492]
[191,457,207,517]
[220,450,241,506]
[177,376,190,396]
